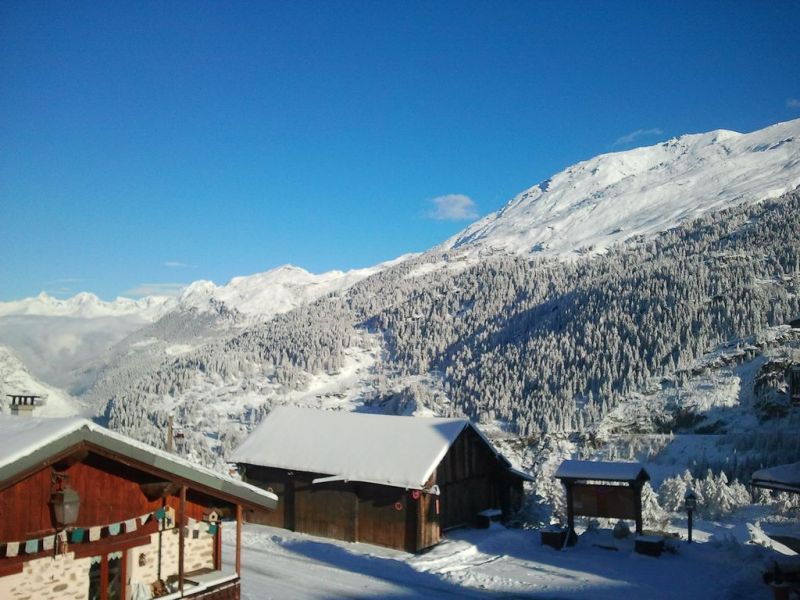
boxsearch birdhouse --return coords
[202,508,221,523]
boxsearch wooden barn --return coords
[0,415,277,600]
[230,407,532,552]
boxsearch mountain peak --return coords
[443,118,800,257]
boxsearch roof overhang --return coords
[0,420,277,513]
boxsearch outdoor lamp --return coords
[51,485,81,527]
[684,488,697,543]
[684,489,697,511]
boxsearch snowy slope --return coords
[443,118,800,256]
[0,346,83,417]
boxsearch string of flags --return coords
[1,507,219,558]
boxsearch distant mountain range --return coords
[1,119,798,473]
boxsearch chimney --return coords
[7,394,45,417]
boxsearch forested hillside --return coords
[98,189,800,469]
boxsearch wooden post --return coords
[235,504,243,576]
[167,416,174,453]
[633,482,643,535]
[565,482,575,535]
[178,485,186,594]
[214,522,223,570]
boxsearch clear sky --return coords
[2,1,799,301]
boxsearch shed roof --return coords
[751,461,800,494]
[554,459,650,483]
[230,407,525,490]
[0,415,277,511]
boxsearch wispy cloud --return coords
[426,194,479,221]
[164,260,188,268]
[613,127,664,147]
[124,283,187,297]
[788,98,800,109]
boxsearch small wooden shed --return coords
[230,407,532,552]
[0,416,277,600]
[555,460,650,537]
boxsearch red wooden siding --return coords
[0,450,225,543]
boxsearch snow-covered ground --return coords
[224,520,788,599]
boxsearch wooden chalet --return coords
[230,407,532,552]
[0,416,277,600]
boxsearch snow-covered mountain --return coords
[178,256,412,319]
[0,291,177,320]
[444,119,800,256]
[2,120,799,482]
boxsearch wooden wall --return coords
[435,427,500,530]
[355,483,417,552]
[0,451,219,543]
[239,425,526,552]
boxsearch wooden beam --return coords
[72,534,153,560]
[235,504,243,576]
[565,482,575,535]
[214,522,223,571]
[178,485,186,595]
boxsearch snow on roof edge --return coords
[751,461,800,492]
[229,407,517,490]
[554,459,649,482]
[0,415,277,508]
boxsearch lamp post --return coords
[684,489,697,543]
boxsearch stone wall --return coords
[128,523,215,591]
[0,552,90,600]
[0,524,215,600]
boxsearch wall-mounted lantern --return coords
[51,472,80,528]
[684,489,697,543]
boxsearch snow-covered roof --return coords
[230,407,519,490]
[0,415,277,511]
[554,460,649,482]
[752,462,800,493]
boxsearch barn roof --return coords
[555,459,650,483]
[751,461,800,494]
[0,415,277,511]
[229,407,526,490]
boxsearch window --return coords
[88,551,124,600]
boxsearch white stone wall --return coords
[0,552,90,600]
[127,524,215,591]
[0,525,215,600]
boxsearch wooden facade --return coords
[0,418,276,600]
[240,426,528,552]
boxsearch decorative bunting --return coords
[1,509,178,556]
[70,529,85,543]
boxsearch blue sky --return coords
[2,1,799,301]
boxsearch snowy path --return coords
[225,523,777,599]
